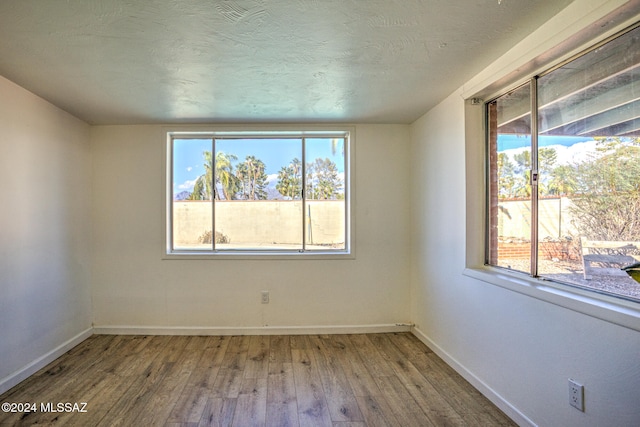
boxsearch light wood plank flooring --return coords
[0,333,515,426]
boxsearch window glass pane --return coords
[536,26,640,301]
[304,138,346,251]
[487,83,532,274]
[168,130,351,255]
[172,138,213,251]
[214,138,303,250]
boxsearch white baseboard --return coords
[93,323,412,336]
[411,326,535,427]
[0,327,93,395]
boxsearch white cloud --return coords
[177,179,197,191]
[501,140,602,166]
[266,173,278,186]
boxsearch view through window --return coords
[168,131,349,254]
[487,24,640,302]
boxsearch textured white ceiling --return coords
[0,0,574,124]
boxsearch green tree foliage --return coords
[512,149,532,197]
[496,137,640,241]
[306,158,342,200]
[215,151,240,200]
[236,155,268,200]
[497,152,516,198]
[569,138,640,240]
[189,151,241,200]
[498,147,569,198]
[506,147,558,198]
[188,151,270,201]
[276,158,302,199]
[547,164,577,196]
[187,149,345,202]
[189,151,214,200]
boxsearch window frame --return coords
[484,22,640,297]
[163,125,355,260]
[463,21,640,332]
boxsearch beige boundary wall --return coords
[173,200,345,246]
[174,197,572,246]
[498,197,578,240]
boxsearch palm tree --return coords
[215,151,239,200]
[235,162,249,199]
[236,156,268,200]
[330,138,345,156]
[276,157,302,199]
[189,150,214,200]
[189,176,207,200]
[291,157,302,181]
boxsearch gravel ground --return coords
[498,259,640,302]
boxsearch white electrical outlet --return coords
[568,379,584,411]
[261,291,269,304]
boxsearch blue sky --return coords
[496,134,612,166]
[173,138,345,196]
[497,134,593,151]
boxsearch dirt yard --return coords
[497,258,640,302]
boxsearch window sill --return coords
[163,250,355,261]
[463,266,640,332]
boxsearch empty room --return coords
[1,0,639,426]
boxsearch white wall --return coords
[0,76,92,392]
[409,1,640,424]
[3,2,638,423]
[90,124,411,331]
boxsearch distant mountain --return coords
[174,191,191,201]
[266,187,284,200]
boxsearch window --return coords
[486,23,640,303]
[166,129,352,256]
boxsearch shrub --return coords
[198,230,230,244]
[541,236,580,261]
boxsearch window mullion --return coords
[342,137,348,253]
[301,137,307,252]
[211,138,216,251]
[169,136,176,253]
[530,77,539,277]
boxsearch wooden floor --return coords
[0,333,515,426]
